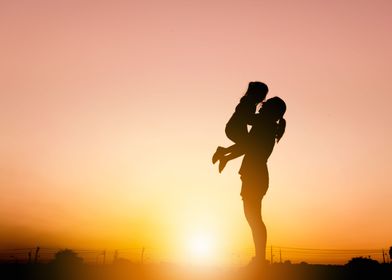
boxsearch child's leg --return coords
[212,144,238,164]
[212,146,225,164]
[218,144,245,173]
[225,117,248,143]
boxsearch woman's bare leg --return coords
[243,197,266,262]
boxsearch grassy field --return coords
[2,261,391,280]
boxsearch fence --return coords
[0,246,390,265]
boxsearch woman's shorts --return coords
[240,167,269,201]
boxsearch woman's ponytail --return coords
[276,117,286,143]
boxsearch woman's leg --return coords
[243,197,267,261]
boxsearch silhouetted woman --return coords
[215,97,286,266]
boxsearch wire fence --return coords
[264,246,390,265]
[0,246,390,265]
[0,247,148,265]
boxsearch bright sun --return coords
[188,233,215,262]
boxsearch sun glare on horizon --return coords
[187,233,216,264]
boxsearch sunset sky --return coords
[1,0,391,265]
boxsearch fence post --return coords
[141,247,145,264]
[34,247,40,263]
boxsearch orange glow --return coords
[1,0,392,265]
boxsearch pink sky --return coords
[1,0,391,264]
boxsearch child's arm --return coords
[247,113,258,126]
[247,102,263,126]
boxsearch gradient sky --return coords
[1,0,391,264]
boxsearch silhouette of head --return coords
[262,97,286,120]
[245,81,269,103]
[262,97,287,143]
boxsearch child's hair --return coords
[246,81,269,95]
[263,97,287,143]
[243,81,269,102]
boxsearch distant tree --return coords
[389,247,392,262]
[283,260,292,265]
[52,249,83,266]
[346,257,379,269]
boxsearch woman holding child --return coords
[213,82,286,267]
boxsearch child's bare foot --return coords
[219,157,228,173]
[212,146,225,164]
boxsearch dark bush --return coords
[51,249,83,267]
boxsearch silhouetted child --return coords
[214,97,286,172]
[212,82,268,172]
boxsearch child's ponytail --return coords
[276,117,286,143]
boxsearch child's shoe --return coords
[212,146,225,164]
